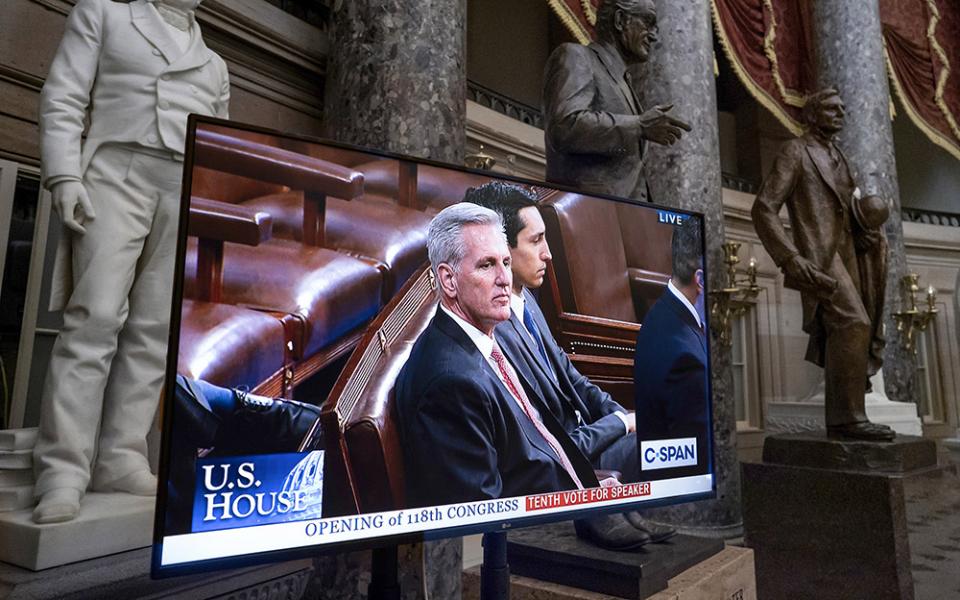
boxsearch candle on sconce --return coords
[926,285,937,310]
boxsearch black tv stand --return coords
[368,533,511,599]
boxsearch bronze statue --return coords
[542,0,690,200]
[752,87,895,441]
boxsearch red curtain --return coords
[545,0,960,160]
[881,0,960,160]
[546,0,599,43]
[711,0,813,133]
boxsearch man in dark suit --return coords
[395,203,599,509]
[633,218,710,477]
[465,182,637,478]
[752,88,893,441]
[465,182,674,548]
[543,0,690,200]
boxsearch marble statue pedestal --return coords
[942,435,960,465]
[743,433,939,600]
[0,492,154,570]
[463,545,757,600]
[766,371,923,437]
[502,521,724,599]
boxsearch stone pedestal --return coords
[0,492,154,570]
[502,522,723,599]
[0,547,314,599]
[943,436,960,464]
[462,545,756,600]
[743,433,939,599]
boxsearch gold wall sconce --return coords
[465,144,497,171]
[892,273,937,353]
[709,241,760,346]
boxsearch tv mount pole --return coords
[481,531,511,599]
[367,533,511,600]
[368,546,400,600]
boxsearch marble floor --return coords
[906,465,960,600]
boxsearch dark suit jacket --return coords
[395,307,599,508]
[633,289,708,462]
[543,41,647,200]
[496,289,627,464]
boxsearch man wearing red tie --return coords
[395,203,599,509]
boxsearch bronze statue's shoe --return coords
[828,422,896,441]
[33,487,82,524]
[93,470,157,495]
[623,511,677,543]
[574,513,652,551]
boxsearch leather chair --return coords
[537,190,640,408]
[194,128,432,299]
[320,265,437,516]
[616,203,672,322]
[176,198,291,394]
[318,267,631,516]
[184,134,386,388]
[358,160,493,213]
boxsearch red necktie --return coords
[490,345,584,490]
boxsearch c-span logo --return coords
[640,438,698,470]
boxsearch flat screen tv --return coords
[152,116,716,576]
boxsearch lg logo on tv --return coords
[640,438,698,470]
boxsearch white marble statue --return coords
[33,0,229,523]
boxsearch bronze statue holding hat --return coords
[752,87,895,441]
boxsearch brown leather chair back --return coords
[617,203,673,274]
[359,161,493,212]
[616,202,673,321]
[321,264,438,516]
[540,191,636,323]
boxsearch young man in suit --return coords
[633,217,710,476]
[465,182,674,549]
[395,203,600,509]
[33,0,230,522]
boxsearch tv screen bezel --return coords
[151,114,717,578]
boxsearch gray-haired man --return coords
[395,203,600,508]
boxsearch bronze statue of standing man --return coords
[752,88,895,441]
[543,0,690,201]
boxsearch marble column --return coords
[810,0,918,404]
[636,0,741,537]
[324,0,467,163]
[318,1,466,599]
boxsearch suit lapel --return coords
[434,310,564,466]
[167,21,214,73]
[130,1,180,65]
[590,43,639,114]
[507,313,556,382]
[805,138,847,210]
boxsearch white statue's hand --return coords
[51,180,95,234]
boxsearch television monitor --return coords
[152,116,715,576]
